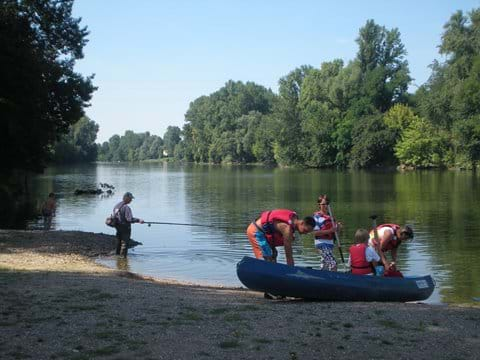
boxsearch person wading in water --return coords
[113,192,144,257]
[41,193,56,230]
[313,195,341,271]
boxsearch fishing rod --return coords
[144,221,216,228]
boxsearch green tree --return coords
[1,0,95,173]
[356,20,411,112]
[416,8,480,168]
[179,80,276,164]
[163,126,181,157]
[349,114,397,168]
[52,116,99,163]
[273,65,313,166]
[394,118,449,168]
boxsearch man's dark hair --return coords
[303,216,316,228]
[48,193,55,198]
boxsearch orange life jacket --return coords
[349,243,374,275]
[259,209,297,247]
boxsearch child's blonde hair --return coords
[354,229,369,244]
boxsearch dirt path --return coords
[0,230,479,360]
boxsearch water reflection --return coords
[12,163,480,304]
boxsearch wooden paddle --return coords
[327,204,345,265]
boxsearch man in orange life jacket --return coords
[246,209,316,266]
[349,229,381,275]
[369,223,414,271]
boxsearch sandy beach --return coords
[0,229,479,360]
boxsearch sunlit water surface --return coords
[21,163,480,304]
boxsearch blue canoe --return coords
[237,256,435,302]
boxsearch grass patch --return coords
[183,312,202,321]
[0,321,18,327]
[67,304,103,312]
[218,340,240,349]
[89,345,119,356]
[377,319,403,330]
[70,355,90,360]
[413,321,426,332]
[90,292,117,301]
[27,315,56,324]
[125,339,148,351]
[94,330,120,340]
[253,338,272,344]
[197,351,211,357]
[210,307,229,315]
[223,313,243,322]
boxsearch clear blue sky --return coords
[72,0,480,143]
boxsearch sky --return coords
[72,0,480,143]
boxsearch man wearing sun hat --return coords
[113,192,144,257]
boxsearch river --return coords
[13,163,480,304]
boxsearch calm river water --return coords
[20,163,480,304]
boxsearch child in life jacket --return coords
[348,229,382,276]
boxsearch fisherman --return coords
[246,209,315,266]
[113,192,144,257]
[41,192,56,230]
[349,229,381,275]
[369,223,414,272]
[313,195,341,271]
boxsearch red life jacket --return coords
[370,224,401,252]
[349,243,374,275]
[313,212,334,240]
[260,209,297,247]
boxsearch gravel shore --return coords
[0,230,479,360]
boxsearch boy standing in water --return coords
[313,195,340,271]
[41,193,56,230]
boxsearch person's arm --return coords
[379,231,393,267]
[125,207,144,224]
[313,218,337,238]
[390,247,398,263]
[276,222,295,266]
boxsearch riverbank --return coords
[0,230,479,360]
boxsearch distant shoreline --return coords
[89,160,469,171]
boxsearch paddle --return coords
[369,214,379,240]
[369,214,385,276]
[327,204,346,266]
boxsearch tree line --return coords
[169,10,480,169]
[49,7,480,170]
[4,1,479,173]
